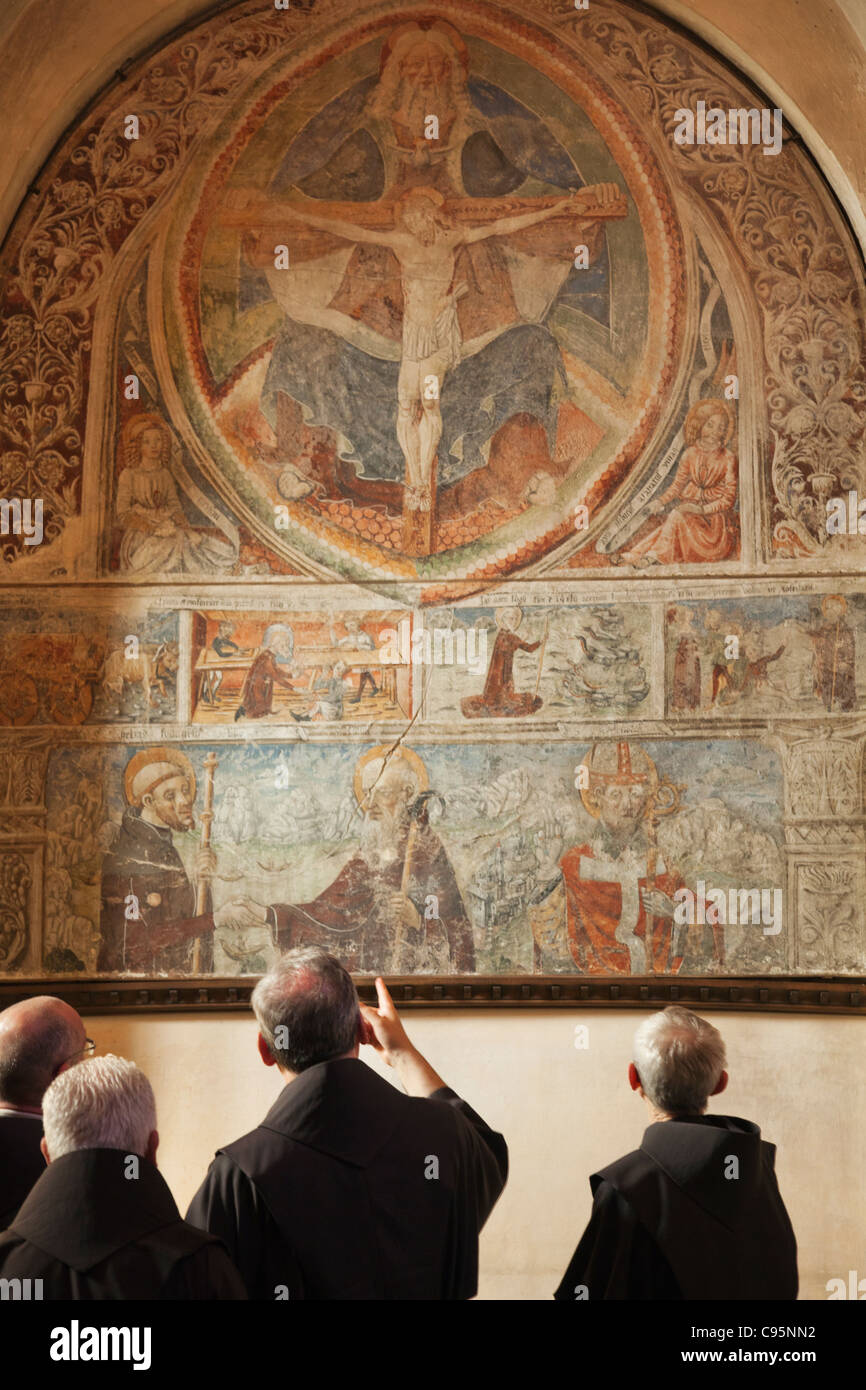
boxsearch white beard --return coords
[359,809,404,869]
[396,80,450,134]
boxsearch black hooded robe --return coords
[0,1148,246,1300]
[186,1057,508,1300]
[554,1114,798,1301]
[0,1110,45,1228]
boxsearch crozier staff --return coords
[236,746,475,974]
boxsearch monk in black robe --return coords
[0,1111,45,1227]
[187,973,507,1300]
[0,1148,246,1299]
[555,1113,798,1300]
[555,1007,798,1301]
[461,608,542,718]
[0,995,88,1226]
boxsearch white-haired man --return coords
[0,1055,246,1299]
[554,1005,798,1300]
[0,996,89,1226]
[187,949,507,1299]
[245,746,475,973]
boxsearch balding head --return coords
[0,997,87,1109]
[251,949,361,1074]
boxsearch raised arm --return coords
[360,977,448,1096]
[221,187,396,247]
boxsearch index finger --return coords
[374,976,396,1017]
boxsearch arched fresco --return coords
[0,0,864,1003]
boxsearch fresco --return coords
[0,0,865,995]
[421,601,654,721]
[190,608,412,725]
[666,596,866,718]
[0,605,178,727]
[174,15,669,584]
[37,736,787,979]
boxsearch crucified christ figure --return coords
[280,185,612,514]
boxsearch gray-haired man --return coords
[554,1005,798,1300]
[187,948,508,1299]
[0,1055,246,1299]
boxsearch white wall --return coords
[88,1007,865,1299]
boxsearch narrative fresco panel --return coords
[189,608,413,724]
[0,605,178,727]
[38,737,788,980]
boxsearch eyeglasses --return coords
[56,1038,96,1073]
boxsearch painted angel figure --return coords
[619,400,738,566]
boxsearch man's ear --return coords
[40,1136,50,1165]
[257,1032,277,1068]
[145,1129,159,1164]
[628,1061,642,1093]
[710,1069,728,1097]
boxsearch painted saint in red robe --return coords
[559,839,683,975]
[530,741,685,975]
[461,607,543,718]
[235,624,298,721]
[621,400,738,566]
[262,747,474,973]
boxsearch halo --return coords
[821,593,847,618]
[123,747,197,807]
[578,742,659,819]
[353,745,429,807]
[119,411,173,469]
[399,185,446,207]
[496,606,522,630]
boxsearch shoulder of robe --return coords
[592,1146,653,1192]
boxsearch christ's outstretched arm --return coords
[461,194,578,244]
[281,203,398,248]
